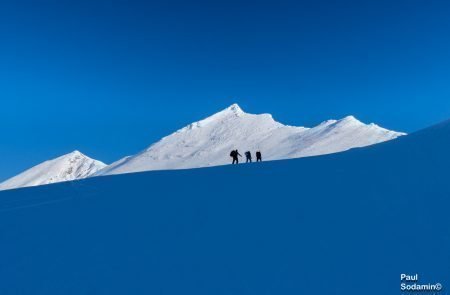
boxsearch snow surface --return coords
[0,151,106,191]
[98,103,406,175]
[0,118,448,295]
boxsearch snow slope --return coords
[0,118,448,295]
[0,150,106,191]
[98,103,405,175]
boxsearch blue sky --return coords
[1,0,450,180]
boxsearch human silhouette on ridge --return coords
[230,149,242,164]
[256,151,262,162]
[245,151,252,163]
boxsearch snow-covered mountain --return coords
[0,151,107,191]
[97,104,406,176]
[0,116,446,295]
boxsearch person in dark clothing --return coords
[245,151,252,163]
[256,151,262,162]
[230,149,242,164]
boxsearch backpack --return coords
[230,151,235,157]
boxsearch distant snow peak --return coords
[333,115,363,126]
[342,115,358,121]
[97,104,406,176]
[0,151,107,191]
[69,150,82,156]
[212,103,245,120]
[178,103,245,133]
[227,103,244,114]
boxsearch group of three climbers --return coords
[230,150,262,164]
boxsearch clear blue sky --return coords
[1,0,450,181]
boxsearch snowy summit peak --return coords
[67,150,83,157]
[226,103,244,114]
[342,115,357,121]
[64,150,98,161]
[176,103,246,132]
[213,103,245,118]
[334,115,363,126]
[0,151,107,191]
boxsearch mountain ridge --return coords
[0,104,406,190]
[97,104,405,176]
